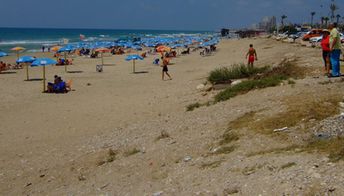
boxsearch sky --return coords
[0,0,342,31]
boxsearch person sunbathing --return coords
[53,77,66,93]
[141,52,147,58]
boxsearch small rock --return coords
[153,191,163,196]
[183,156,192,162]
[231,80,242,86]
[196,84,205,90]
[78,174,86,181]
[25,182,32,187]
[223,187,240,195]
[273,127,288,132]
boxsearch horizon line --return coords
[0,26,215,32]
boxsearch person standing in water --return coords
[246,44,258,68]
[162,57,172,80]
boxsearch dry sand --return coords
[1,38,344,195]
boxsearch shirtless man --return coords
[246,44,258,68]
[161,57,172,80]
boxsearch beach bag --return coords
[96,64,103,72]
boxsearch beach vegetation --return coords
[155,130,170,141]
[280,162,297,169]
[207,64,269,84]
[213,145,236,155]
[200,160,224,169]
[214,75,284,102]
[218,130,239,145]
[214,62,305,103]
[186,102,202,111]
[96,148,118,166]
[124,148,140,157]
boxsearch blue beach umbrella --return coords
[31,58,57,92]
[17,56,36,80]
[0,51,8,57]
[125,54,144,73]
[58,45,75,72]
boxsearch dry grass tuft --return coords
[124,148,140,157]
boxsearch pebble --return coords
[153,191,163,196]
[183,156,192,162]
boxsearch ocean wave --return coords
[0,40,63,46]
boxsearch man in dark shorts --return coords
[162,57,172,80]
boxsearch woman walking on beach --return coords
[321,29,331,76]
[246,44,257,68]
[162,57,172,80]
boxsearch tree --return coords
[336,14,341,24]
[311,12,316,27]
[321,17,325,27]
[324,17,330,27]
[330,1,338,22]
[281,15,287,27]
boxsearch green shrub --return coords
[207,64,269,84]
[214,75,285,102]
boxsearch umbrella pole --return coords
[26,63,29,81]
[64,52,67,72]
[133,60,135,73]
[101,52,104,65]
[43,66,46,92]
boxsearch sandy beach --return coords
[1,37,344,195]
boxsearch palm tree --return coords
[336,14,341,24]
[330,1,338,22]
[324,17,330,27]
[281,15,287,27]
[321,17,325,27]
[311,12,316,27]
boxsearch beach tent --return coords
[16,56,36,81]
[31,58,57,92]
[11,47,25,59]
[125,54,144,73]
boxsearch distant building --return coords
[258,16,277,32]
[221,28,230,37]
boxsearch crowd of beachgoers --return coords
[0,34,220,92]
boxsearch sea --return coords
[0,28,214,53]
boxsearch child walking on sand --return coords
[246,44,258,68]
[162,57,172,80]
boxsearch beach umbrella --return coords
[95,48,111,65]
[156,45,171,53]
[125,54,144,73]
[58,46,75,72]
[11,47,25,59]
[31,58,57,92]
[50,46,61,52]
[0,52,8,57]
[16,56,36,81]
